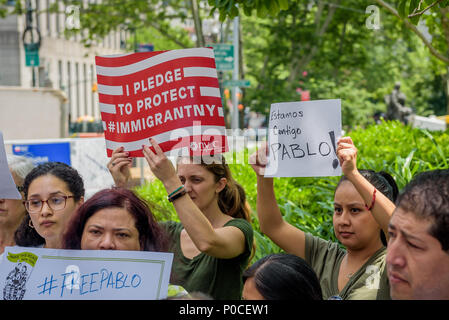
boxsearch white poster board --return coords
[70,138,115,199]
[0,247,173,300]
[0,131,21,199]
[265,99,342,177]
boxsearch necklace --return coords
[347,272,354,279]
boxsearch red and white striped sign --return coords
[95,48,227,157]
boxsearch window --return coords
[58,60,63,89]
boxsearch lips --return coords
[40,220,55,228]
[388,271,408,284]
[338,231,354,238]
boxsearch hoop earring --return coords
[28,219,34,229]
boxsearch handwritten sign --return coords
[0,131,21,200]
[264,99,342,177]
[0,247,173,300]
[95,48,228,158]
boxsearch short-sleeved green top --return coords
[160,218,254,300]
[304,233,391,300]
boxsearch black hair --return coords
[337,170,399,203]
[14,162,85,247]
[396,169,449,252]
[337,170,399,246]
[243,253,323,300]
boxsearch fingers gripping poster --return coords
[95,48,228,158]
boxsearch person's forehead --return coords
[28,174,70,196]
[177,162,210,176]
[334,180,364,203]
[390,208,433,237]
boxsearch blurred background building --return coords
[0,0,128,137]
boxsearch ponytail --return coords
[201,159,256,262]
[217,179,251,222]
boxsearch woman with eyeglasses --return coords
[14,162,85,249]
[0,155,34,254]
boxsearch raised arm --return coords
[337,136,396,239]
[249,143,306,259]
[142,138,246,259]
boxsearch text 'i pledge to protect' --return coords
[119,68,194,115]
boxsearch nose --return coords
[99,233,116,250]
[338,209,351,226]
[40,201,54,217]
[183,181,192,193]
[386,237,406,269]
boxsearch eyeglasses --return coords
[24,195,75,213]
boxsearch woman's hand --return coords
[108,146,132,188]
[142,138,179,188]
[249,142,269,177]
[337,136,358,177]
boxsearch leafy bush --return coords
[135,121,449,263]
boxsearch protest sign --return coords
[0,131,21,200]
[264,99,342,177]
[70,138,114,199]
[0,247,173,300]
[95,48,228,158]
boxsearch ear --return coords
[76,196,85,209]
[216,177,227,193]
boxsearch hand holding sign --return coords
[142,138,179,188]
[249,142,269,177]
[336,136,358,178]
[108,146,132,188]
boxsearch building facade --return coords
[0,0,128,129]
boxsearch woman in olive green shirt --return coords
[250,137,397,300]
[138,139,254,300]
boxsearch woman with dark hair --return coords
[63,187,191,299]
[63,187,169,252]
[250,137,398,300]
[14,162,85,249]
[109,139,254,300]
[242,253,323,300]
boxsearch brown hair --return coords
[179,156,255,261]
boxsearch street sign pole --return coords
[232,15,239,130]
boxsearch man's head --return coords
[387,169,449,299]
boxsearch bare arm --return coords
[250,144,306,258]
[337,137,396,239]
[142,139,246,259]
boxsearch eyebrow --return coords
[334,202,365,207]
[28,191,67,198]
[88,225,132,232]
[388,223,426,244]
